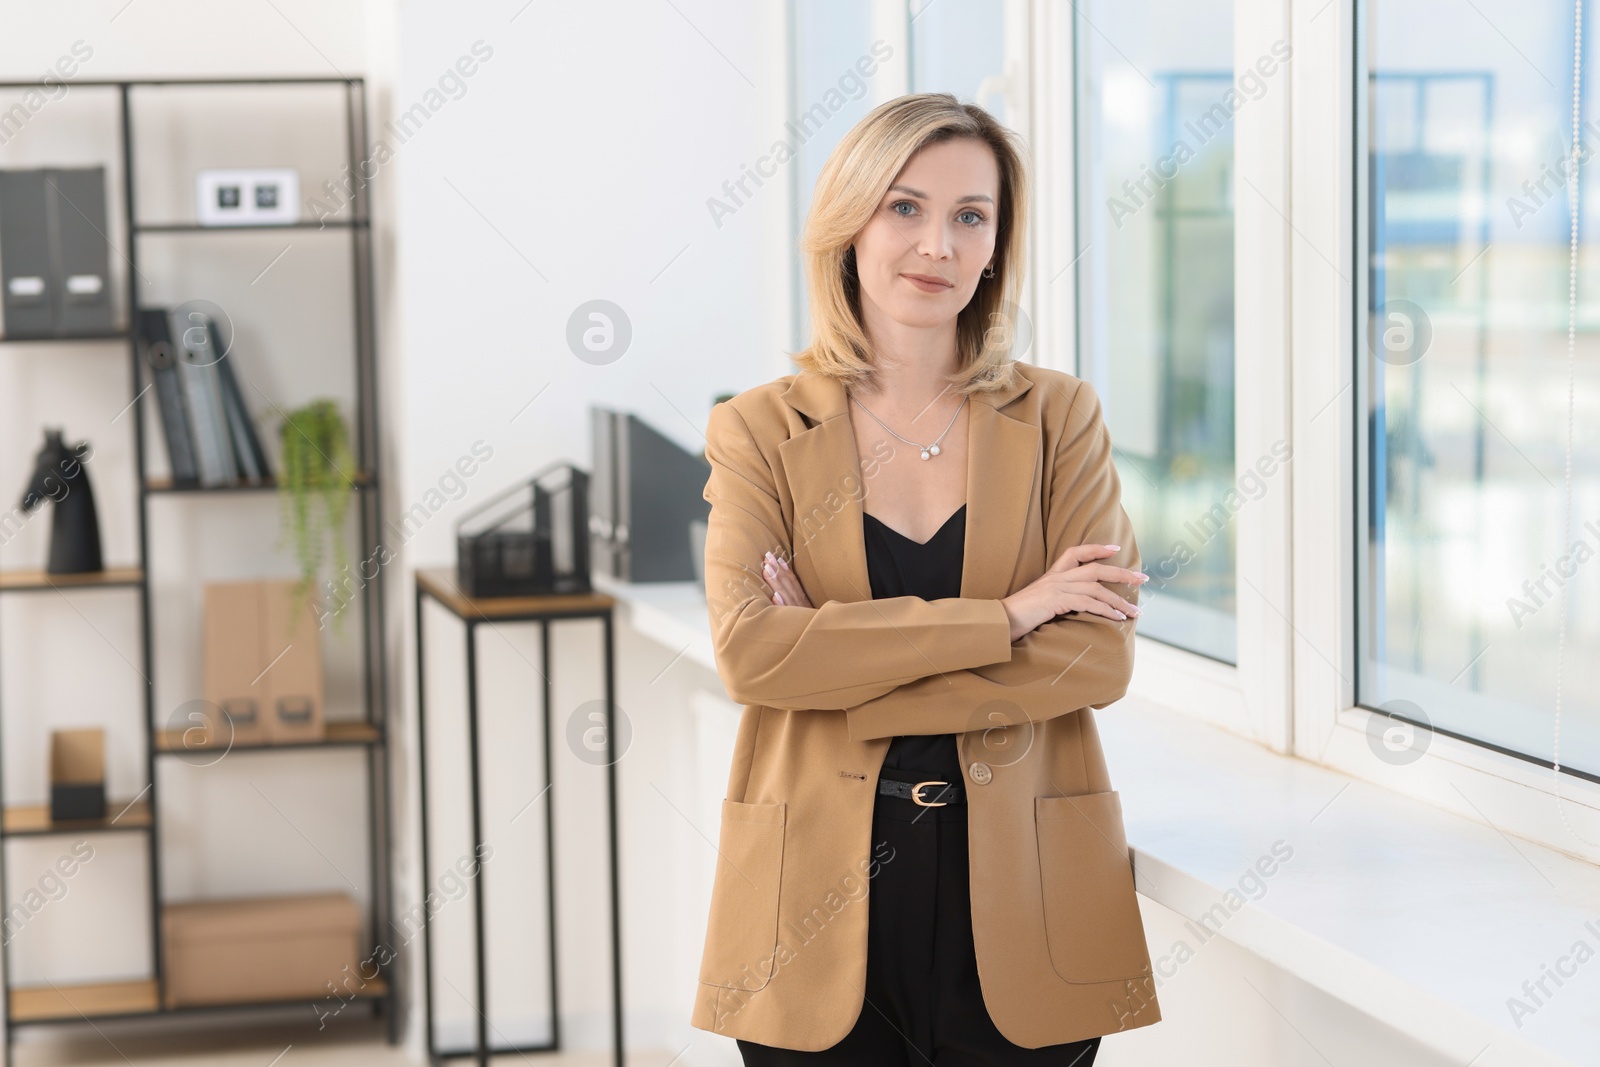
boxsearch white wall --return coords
[384,0,791,1061]
[1097,899,1459,1067]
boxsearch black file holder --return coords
[456,462,591,598]
[0,167,115,339]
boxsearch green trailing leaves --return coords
[277,399,354,631]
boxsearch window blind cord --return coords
[1555,0,1595,848]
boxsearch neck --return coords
[854,296,961,417]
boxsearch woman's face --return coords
[850,136,1001,332]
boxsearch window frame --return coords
[787,0,1600,864]
[1043,0,1600,863]
[1292,0,1600,864]
[1051,0,1291,744]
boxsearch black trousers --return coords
[737,782,1102,1066]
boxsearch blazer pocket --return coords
[698,798,787,991]
[1034,790,1153,985]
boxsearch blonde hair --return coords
[793,92,1031,397]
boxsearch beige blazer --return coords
[688,361,1161,1051]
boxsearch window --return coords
[787,1,881,354]
[1357,0,1600,777]
[909,0,1008,110]
[786,1,1023,353]
[1074,0,1239,663]
[783,0,1600,831]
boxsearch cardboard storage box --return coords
[162,892,360,1008]
[202,579,325,744]
[49,727,106,822]
[202,582,268,745]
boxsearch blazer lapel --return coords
[962,394,1041,600]
[777,366,1040,608]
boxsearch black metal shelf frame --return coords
[0,76,396,1060]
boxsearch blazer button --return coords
[968,761,993,785]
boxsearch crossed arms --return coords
[700,378,1139,742]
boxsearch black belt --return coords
[877,766,966,806]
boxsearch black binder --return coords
[171,308,238,487]
[589,406,711,582]
[137,308,200,486]
[207,317,272,482]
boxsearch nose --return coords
[911,213,956,266]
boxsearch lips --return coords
[902,272,953,292]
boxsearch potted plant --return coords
[277,399,355,629]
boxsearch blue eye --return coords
[958,209,985,226]
[891,200,917,216]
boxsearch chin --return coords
[887,302,954,329]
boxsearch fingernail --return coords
[1105,544,1120,551]
[763,562,774,577]
[774,592,785,605]
[779,557,790,570]
[1129,606,1142,616]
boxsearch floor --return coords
[9,1016,632,1066]
[13,1017,397,1067]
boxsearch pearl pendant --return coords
[929,443,940,456]
[920,449,931,460]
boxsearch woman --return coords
[691,93,1161,1064]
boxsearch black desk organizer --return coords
[456,462,590,598]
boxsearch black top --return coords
[863,503,968,780]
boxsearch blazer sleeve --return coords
[841,378,1140,743]
[702,399,1015,711]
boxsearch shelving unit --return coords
[0,78,394,1059]
[145,469,375,494]
[0,568,146,592]
[2,800,152,837]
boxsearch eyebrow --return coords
[888,183,994,205]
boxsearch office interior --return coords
[0,2,1596,1065]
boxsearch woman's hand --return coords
[1001,543,1147,642]
[762,551,813,608]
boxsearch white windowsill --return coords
[594,574,1600,1067]
[1102,697,1599,1067]
[592,573,718,672]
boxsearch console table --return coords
[413,568,621,1067]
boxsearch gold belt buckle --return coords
[911,780,950,807]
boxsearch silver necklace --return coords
[848,391,967,461]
